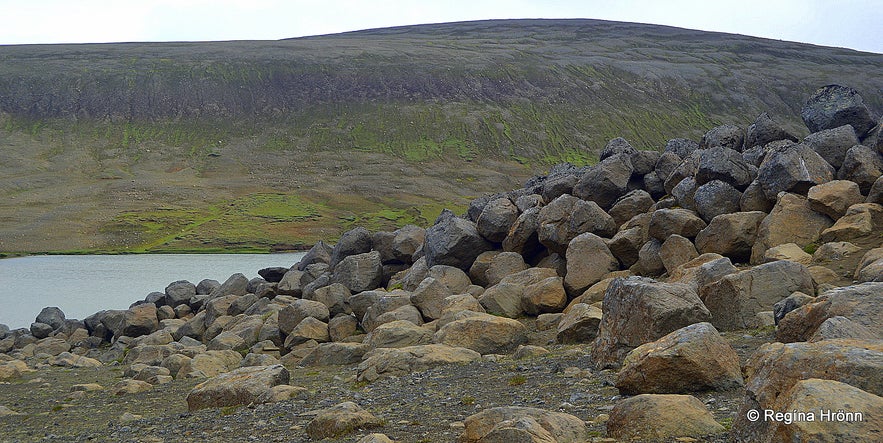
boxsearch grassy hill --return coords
[1,19,881,254]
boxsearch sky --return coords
[0,0,880,54]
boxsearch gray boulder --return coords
[608,190,654,228]
[538,194,616,254]
[165,281,196,308]
[541,173,578,202]
[573,154,634,210]
[801,84,876,136]
[35,307,66,331]
[694,211,766,263]
[329,227,372,269]
[424,216,494,271]
[756,142,835,200]
[210,273,249,298]
[695,147,753,189]
[331,251,383,293]
[502,207,543,259]
[693,180,743,222]
[663,138,699,159]
[654,151,683,182]
[648,208,707,241]
[803,124,860,169]
[671,176,698,211]
[701,124,744,151]
[837,144,883,194]
[663,151,701,195]
[600,137,638,160]
[476,197,519,243]
[564,233,619,297]
[297,240,333,270]
[745,112,798,149]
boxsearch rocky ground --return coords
[2,84,882,443]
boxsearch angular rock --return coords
[278,299,330,335]
[328,314,359,342]
[694,179,743,222]
[211,273,249,298]
[607,226,645,268]
[477,283,524,318]
[331,251,382,293]
[819,202,883,243]
[664,137,699,159]
[750,193,834,264]
[739,179,774,212]
[476,197,519,243]
[366,320,433,349]
[695,146,753,189]
[648,208,707,241]
[757,142,835,200]
[808,180,865,219]
[35,307,66,331]
[433,313,527,355]
[801,84,876,136]
[299,342,371,366]
[695,211,766,263]
[573,153,634,210]
[763,243,812,264]
[563,233,619,296]
[659,234,699,275]
[483,252,529,287]
[306,401,384,440]
[460,406,588,443]
[357,344,481,382]
[745,112,798,149]
[608,189,654,228]
[284,317,329,348]
[537,194,616,254]
[803,124,861,169]
[556,303,602,344]
[616,322,743,394]
[837,144,883,194]
[329,227,372,269]
[633,239,665,277]
[591,277,712,369]
[607,394,725,440]
[501,207,543,260]
[424,216,494,271]
[663,151,701,195]
[521,277,567,315]
[297,240,333,271]
[701,124,744,151]
[776,282,883,342]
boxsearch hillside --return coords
[1,19,881,253]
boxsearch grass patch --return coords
[507,374,527,386]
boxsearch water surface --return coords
[0,253,304,329]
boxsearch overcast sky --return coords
[0,0,880,53]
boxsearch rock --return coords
[695,147,753,189]
[29,322,53,339]
[801,85,876,136]
[739,179,775,212]
[357,434,396,443]
[701,260,814,330]
[591,277,712,369]
[659,234,699,274]
[308,283,352,318]
[433,313,527,355]
[48,352,102,368]
[837,144,883,194]
[857,258,883,283]
[573,153,634,210]
[541,173,578,202]
[732,339,883,443]
[556,303,602,344]
[0,360,29,381]
[745,112,798,148]
[808,180,865,219]
[276,269,306,297]
[499,267,559,287]
[537,194,616,254]
[809,316,878,342]
[756,142,835,200]
[357,344,481,382]
[0,406,22,416]
[210,273,249,298]
[361,292,416,332]
[329,227,372,269]
[348,290,385,322]
[633,239,665,277]
[297,240,333,270]
[428,265,473,294]
[521,277,567,315]
[186,364,289,411]
[664,137,700,159]
[299,342,371,366]
[196,278,221,295]
[694,211,766,263]
[257,267,288,283]
[476,197,519,243]
[608,190,654,228]
[284,317,329,348]
[820,202,883,243]
[750,193,834,264]
[664,151,701,195]
[112,379,153,395]
[563,233,619,296]
[701,124,745,151]
[477,283,524,318]
[616,322,743,394]
[35,307,66,331]
[502,207,543,259]
[164,281,197,308]
[374,225,425,265]
[410,277,453,321]
[607,225,645,268]
[803,124,861,169]
[102,304,159,339]
[331,251,383,293]
[239,352,281,368]
[483,252,529,287]
[460,406,588,443]
[776,282,883,342]
[694,180,743,222]
[670,176,698,211]
[306,401,384,440]
[179,350,243,378]
[33,337,70,356]
[855,247,883,280]
[648,208,707,241]
[868,175,883,204]
[768,378,883,442]
[513,345,550,360]
[763,243,813,265]
[424,216,494,271]
[655,151,683,184]
[328,314,359,342]
[366,320,433,349]
[607,394,725,440]
[278,299,330,335]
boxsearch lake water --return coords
[0,253,305,329]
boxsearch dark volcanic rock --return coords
[476,197,519,243]
[802,124,860,169]
[537,194,616,254]
[329,227,372,269]
[744,112,798,149]
[701,124,745,151]
[297,240,333,271]
[801,84,876,136]
[573,154,634,210]
[35,307,66,331]
[663,138,699,159]
[695,147,753,189]
[258,267,288,283]
[599,137,638,161]
[756,142,835,200]
[424,216,494,271]
[837,144,883,194]
[693,180,743,223]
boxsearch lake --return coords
[0,253,305,329]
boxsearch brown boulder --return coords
[607,394,725,440]
[306,401,384,440]
[563,233,619,296]
[459,406,588,443]
[186,364,289,411]
[776,282,883,342]
[750,193,834,264]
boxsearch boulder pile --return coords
[2,84,881,442]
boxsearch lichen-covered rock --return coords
[306,401,384,440]
[607,394,725,440]
[357,344,481,382]
[801,84,876,136]
[756,142,835,200]
[424,216,494,271]
[433,313,527,355]
[459,406,588,443]
[776,282,883,342]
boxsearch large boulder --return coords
[750,193,834,264]
[297,240,333,270]
[801,85,876,136]
[756,142,835,200]
[373,224,424,264]
[563,233,619,297]
[331,251,383,293]
[424,216,494,271]
[664,137,700,159]
[477,283,525,318]
[329,227,372,269]
[694,211,766,263]
[410,277,453,321]
[608,189,654,228]
[701,124,744,151]
[521,276,567,315]
[365,320,433,349]
[299,342,371,366]
[659,234,699,275]
[616,322,743,394]
[591,277,712,369]
[807,180,865,219]
[35,307,66,331]
[745,112,798,149]
[185,364,290,411]
[537,194,616,254]
[502,207,543,259]
[308,283,352,317]
[460,407,589,443]
[277,299,329,335]
[573,154,634,210]
[700,260,815,331]
[210,273,249,298]
[819,202,883,243]
[101,304,159,339]
[164,281,197,308]
[357,344,481,382]
[732,339,883,443]
[556,303,603,344]
[476,197,519,243]
[607,394,725,440]
[306,402,384,440]
[837,144,883,194]
[803,124,860,169]
[433,312,527,355]
[776,282,883,343]
[693,179,743,222]
[648,208,707,241]
[695,146,753,189]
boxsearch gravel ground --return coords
[0,326,774,443]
